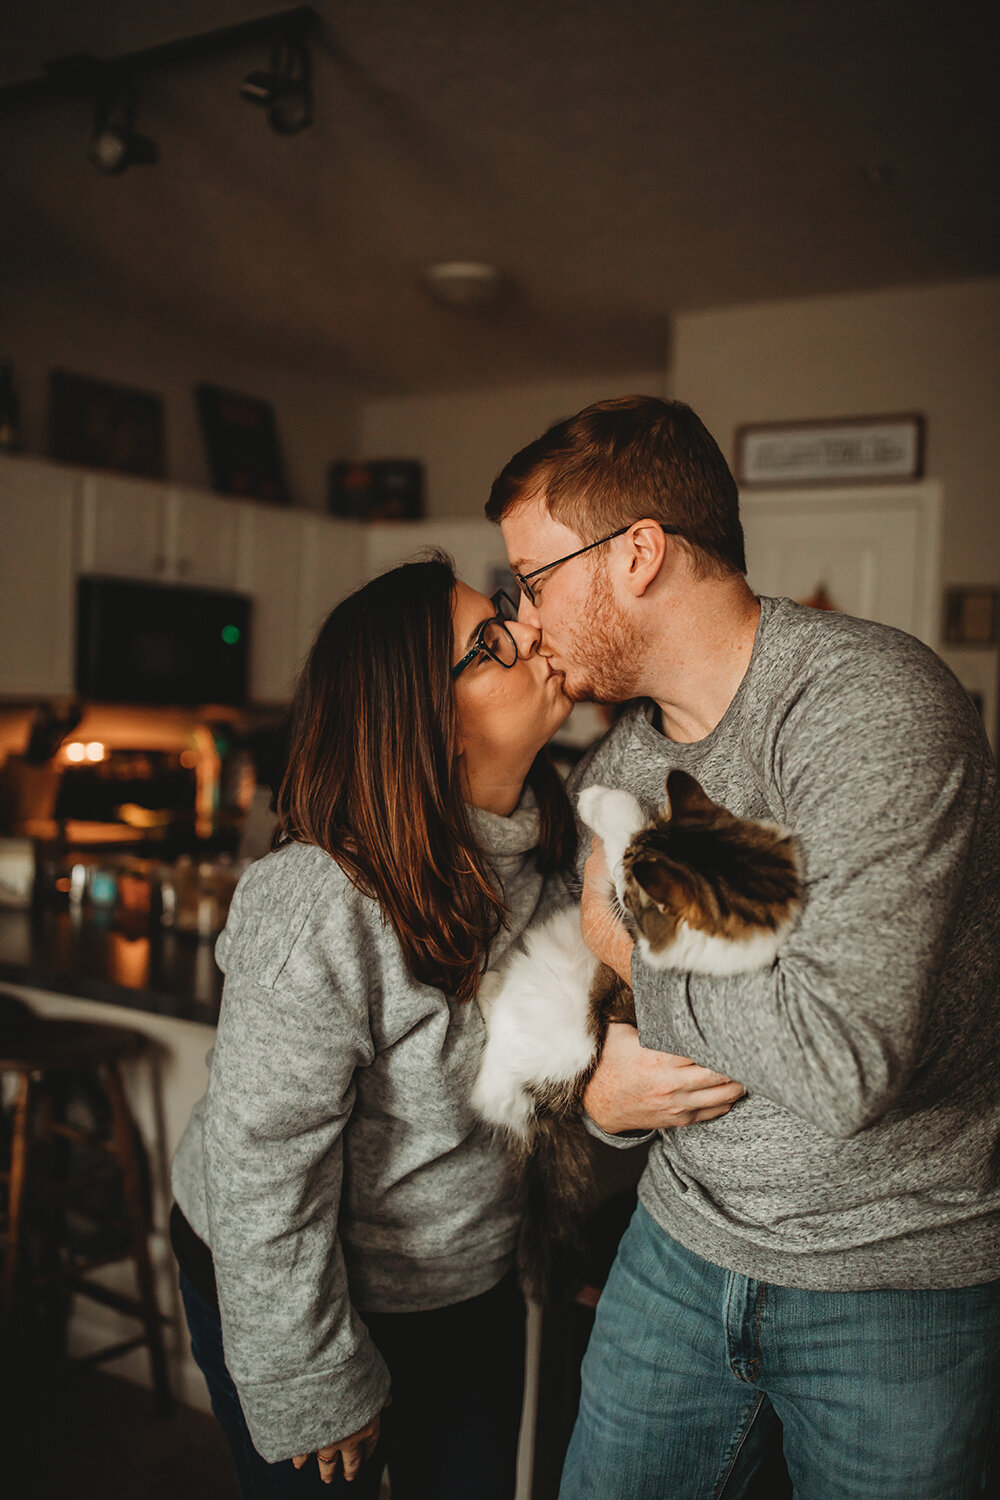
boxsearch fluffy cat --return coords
[473,768,802,1299]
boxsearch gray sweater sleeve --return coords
[631,644,991,1139]
[202,881,390,1462]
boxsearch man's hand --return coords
[584,1022,746,1135]
[292,1407,382,1485]
[581,837,633,983]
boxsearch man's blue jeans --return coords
[560,1203,1000,1499]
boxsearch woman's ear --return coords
[622,519,667,598]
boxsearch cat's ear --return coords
[630,853,700,913]
[664,769,717,819]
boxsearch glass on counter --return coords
[158,855,243,939]
[33,849,244,943]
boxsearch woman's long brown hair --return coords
[273,554,575,1003]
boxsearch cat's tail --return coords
[516,1110,597,1303]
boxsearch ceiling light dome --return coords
[421,261,506,309]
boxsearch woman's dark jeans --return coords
[179,1269,526,1500]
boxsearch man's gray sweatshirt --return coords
[574,596,1000,1292]
[172,799,545,1462]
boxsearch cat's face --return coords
[622,769,802,948]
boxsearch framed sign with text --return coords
[735,414,924,488]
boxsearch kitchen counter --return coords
[0,905,223,1024]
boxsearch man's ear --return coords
[621,519,667,598]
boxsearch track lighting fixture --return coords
[239,30,314,134]
[0,8,320,165]
[88,77,159,175]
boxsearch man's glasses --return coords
[513,523,683,605]
[451,590,520,679]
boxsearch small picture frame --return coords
[196,384,288,503]
[328,459,424,521]
[943,587,999,647]
[735,414,924,487]
[49,369,166,478]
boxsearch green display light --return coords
[221,624,241,645]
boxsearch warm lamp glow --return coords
[85,741,106,762]
[65,742,86,763]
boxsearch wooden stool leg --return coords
[3,1071,33,1321]
[103,1061,173,1415]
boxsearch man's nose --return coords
[516,591,541,629]
[509,618,541,658]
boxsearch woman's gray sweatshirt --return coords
[171,799,545,1463]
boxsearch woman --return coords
[170,554,575,1499]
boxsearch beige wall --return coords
[0,281,360,511]
[670,278,1000,587]
[359,370,667,519]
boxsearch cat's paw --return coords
[578,785,646,895]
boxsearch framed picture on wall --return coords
[327,459,424,521]
[195,384,288,503]
[49,369,167,478]
[943,586,999,646]
[735,413,925,487]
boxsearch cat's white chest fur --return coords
[473,785,645,1140]
[472,905,598,1137]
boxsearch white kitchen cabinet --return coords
[240,504,311,704]
[78,473,248,590]
[0,454,77,696]
[78,472,171,580]
[167,487,246,591]
[240,508,367,704]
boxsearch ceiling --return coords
[0,0,997,394]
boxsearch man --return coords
[486,395,1000,1499]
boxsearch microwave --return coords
[76,576,251,707]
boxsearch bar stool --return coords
[0,1015,172,1413]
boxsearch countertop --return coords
[0,905,223,1025]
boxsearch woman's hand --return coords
[292,1408,382,1485]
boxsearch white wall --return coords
[669,277,1000,589]
[0,281,361,511]
[360,369,667,519]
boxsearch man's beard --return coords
[563,572,643,704]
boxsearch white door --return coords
[740,482,941,647]
[0,454,77,695]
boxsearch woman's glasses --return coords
[451,590,520,679]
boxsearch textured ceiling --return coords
[0,0,997,393]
